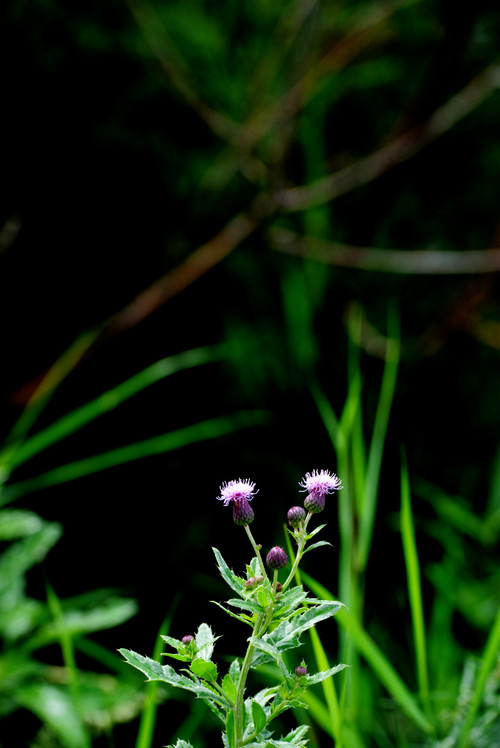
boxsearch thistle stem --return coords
[281,512,313,592]
[244,524,267,578]
[234,613,267,745]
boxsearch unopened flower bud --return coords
[304,492,326,513]
[245,575,264,588]
[295,665,307,677]
[287,506,306,527]
[182,635,194,644]
[233,497,255,526]
[266,546,288,570]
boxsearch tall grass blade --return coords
[400,455,430,718]
[456,604,500,748]
[301,570,433,735]
[357,309,400,571]
[2,410,268,504]
[6,345,228,473]
[135,598,180,748]
[4,331,98,449]
[45,582,90,748]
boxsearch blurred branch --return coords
[104,194,274,336]
[124,0,238,141]
[278,64,500,212]
[200,0,399,192]
[269,227,500,274]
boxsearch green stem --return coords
[281,512,313,592]
[234,613,266,745]
[244,524,267,578]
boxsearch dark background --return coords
[2,0,500,744]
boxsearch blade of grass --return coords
[46,582,91,748]
[301,570,433,735]
[1,410,268,505]
[400,455,431,720]
[456,603,500,748]
[357,308,400,571]
[135,597,180,748]
[4,331,99,450]
[6,345,229,472]
[308,626,342,744]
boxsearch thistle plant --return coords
[120,470,345,748]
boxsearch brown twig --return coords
[269,227,500,274]
[277,64,500,212]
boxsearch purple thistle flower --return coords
[299,469,342,514]
[266,546,288,570]
[217,478,257,526]
[295,665,308,677]
[217,479,257,506]
[182,635,194,644]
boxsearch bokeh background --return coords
[2,0,500,745]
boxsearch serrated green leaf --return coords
[250,637,292,679]
[212,600,254,626]
[191,658,218,682]
[118,649,228,712]
[251,602,343,669]
[213,547,245,596]
[251,700,267,732]
[270,601,343,643]
[229,658,241,683]
[256,587,273,608]
[195,622,218,661]
[222,673,237,702]
[305,663,347,684]
[167,741,195,748]
[227,598,265,614]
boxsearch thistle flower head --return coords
[300,469,342,513]
[295,664,308,677]
[266,546,288,570]
[299,469,342,497]
[217,479,257,506]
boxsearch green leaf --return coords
[118,649,228,715]
[190,658,218,682]
[222,673,237,702]
[303,540,332,554]
[213,547,245,596]
[15,682,90,748]
[167,741,195,748]
[305,524,327,540]
[0,509,44,539]
[211,600,254,626]
[306,663,348,684]
[227,598,265,614]
[256,587,273,608]
[250,637,292,679]
[229,658,241,683]
[0,523,62,596]
[195,622,218,661]
[251,700,267,732]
